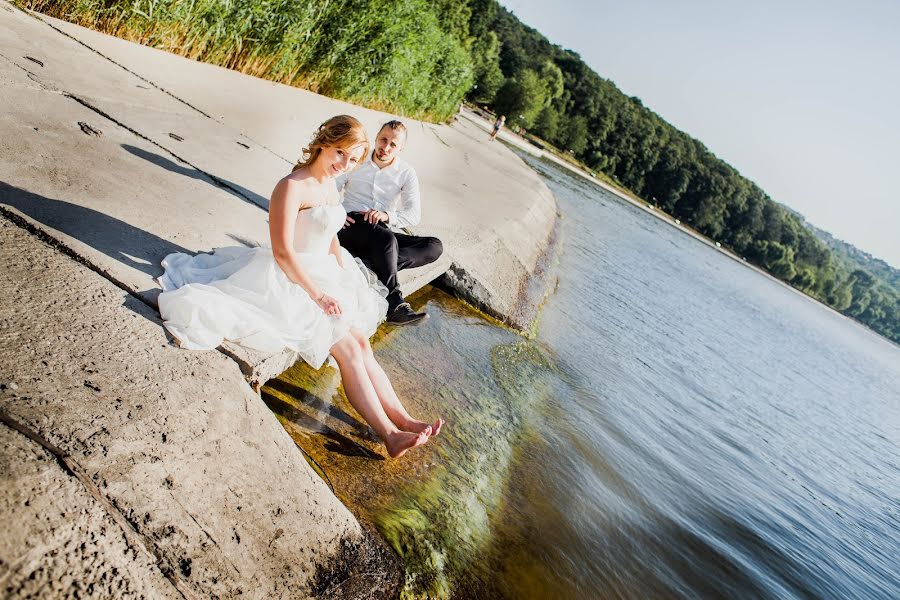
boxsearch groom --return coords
[337,120,444,325]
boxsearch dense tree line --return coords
[465,1,898,343]
[24,0,898,342]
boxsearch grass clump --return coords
[19,0,474,120]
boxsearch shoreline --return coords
[0,3,559,598]
[463,108,896,348]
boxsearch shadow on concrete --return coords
[139,287,162,306]
[122,293,174,331]
[261,386,383,461]
[0,180,190,278]
[226,233,262,248]
[122,144,270,209]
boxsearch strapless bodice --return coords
[293,203,346,254]
[158,197,387,364]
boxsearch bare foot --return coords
[403,418,444,437]
[384,429,430,459]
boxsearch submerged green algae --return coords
[262,288,561,598]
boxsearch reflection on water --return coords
[265,157,900,599]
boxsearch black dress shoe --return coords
[386,302,427,326]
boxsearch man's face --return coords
[373,126,405,164]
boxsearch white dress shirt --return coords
[337,156,421,230]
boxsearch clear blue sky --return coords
[500,0,900,267]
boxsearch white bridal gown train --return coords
[158,203,388,368]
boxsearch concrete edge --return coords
[436,212,561,334]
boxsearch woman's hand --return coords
[314,292,342,316]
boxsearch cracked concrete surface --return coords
[1,416,184,599]
[0,217,399,598]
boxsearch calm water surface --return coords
[265,156,900,599]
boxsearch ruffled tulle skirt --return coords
[157,246,388,368]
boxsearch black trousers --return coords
[338,212,443,311]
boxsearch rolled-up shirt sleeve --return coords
[387,168,421,229]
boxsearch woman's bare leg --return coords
[330,335,429,458]
[350,329,443,436]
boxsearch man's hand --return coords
[363,209,388,225]
[343,214,356,228]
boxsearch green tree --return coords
[467,0,498,38]
[751,240,797,280]
[643,141,691,211]
[558,115,588,154]
[469,31,504,102]
[538,60,564,104]
[533,105,560,140]
[431,0,472,42]
[492,68,547,128]
[792,267,817,291]
[847,269,876,317]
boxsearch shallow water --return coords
[265,156,900,599]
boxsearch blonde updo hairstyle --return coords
[292,115,369,172]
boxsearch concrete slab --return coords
[1,424,182,599]
[2,1,556,363]
[0,8,271,300]
[0,215,399,598]
[0,4,284,207]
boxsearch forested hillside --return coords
[21,0,898,342]
[466,0,898,343]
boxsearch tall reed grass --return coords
[19,0,474,120]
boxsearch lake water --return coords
[264,155,900,599]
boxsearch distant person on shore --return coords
[489,115,506,141]
[158,115,442,458]
[337,120,444,326]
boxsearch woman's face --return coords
[320,144,365,177]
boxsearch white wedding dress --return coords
[157,203,388,368]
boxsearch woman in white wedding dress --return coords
[158,115,442,458]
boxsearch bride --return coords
[158,115,442,458]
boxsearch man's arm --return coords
[386,168,421,228]
[334,172,349,193]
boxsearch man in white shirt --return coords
[337,120,444,325]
